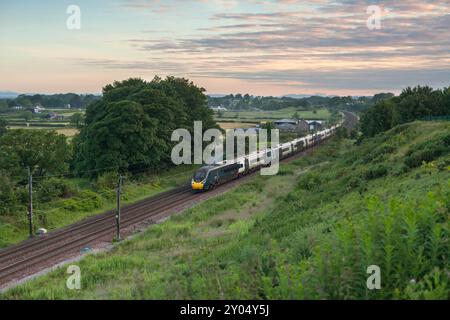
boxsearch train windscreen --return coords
[193,168,208,182]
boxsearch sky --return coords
[0,0,449,96]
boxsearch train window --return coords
[193,169,208,182]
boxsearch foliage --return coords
[404,132,450,168]
[12,93,99,109]
[208,93,382,112]
[73,77,216,177]
[361,86,450,137]
[0,117,7,136]
[0,171,18,215]
[4,121,449,300]
[70,112,84,128]
[0,129,71,177]
[36,178,74,202]
[94,171,120,190]
[19,110,33,121]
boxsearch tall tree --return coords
[74,77,217,177]
[0,130,71,177]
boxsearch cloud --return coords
[85,0,450,93]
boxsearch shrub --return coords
[36,177,73,202]
[297,172,322,191]
[94,171,119,190]
[363,164,388,180]
[405,134,450,168]
[62,190,103,212]
[363,144,396,164]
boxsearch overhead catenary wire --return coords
[31,168,196,217]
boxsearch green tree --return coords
[70,112,84,128]
[20,110,33,121]
[360,100,394,137]
[0,130,71,177]
[0,100,9,113]
[0,117,7,136]
[0,171,17,215]
[360,85,450,137]
[74,77,217,177]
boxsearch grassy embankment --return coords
[0,165,198,248]
[2,121,449,299]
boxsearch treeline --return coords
[208,93,394,112]
[0,93,100,112]
[208,94,309,111]
[361,86,450,137]
[0,77,216,215]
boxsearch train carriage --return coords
[191,122,343,191]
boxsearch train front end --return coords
[191,167,208,191]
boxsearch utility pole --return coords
[115,175,123,242]
[27,167,34,238]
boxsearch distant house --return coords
[211,106,228,112]
[307,120,323,131]
[297,119,310,132]
[45,112,64,120]
[13,106,23,110]
[274,119,309,134]
[33,106,44,114]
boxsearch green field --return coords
[2,121,449,299]
[216,107,331,122]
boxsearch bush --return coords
[297,172,323,191]
[62,190,103,212]
[36,177,74,202]
[94,171,119,190]
[363,164,388,180]
[405,133,450,168]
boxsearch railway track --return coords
[0,185,197,287]
[0,113,355,289]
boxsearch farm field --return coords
[3,121,449,299]
[215,107,331,121]
[217,122,256,130]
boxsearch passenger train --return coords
[191,124,341,191]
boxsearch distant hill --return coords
[0,91,19,99]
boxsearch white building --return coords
[33,106,44,114]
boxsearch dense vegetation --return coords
[361,86,450,137]
[0,77,214,231]
[3,121,449,299]
[0,93,100,112]
[208,93,393,113]
[73,77,216,176]
[0,117,7,136]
